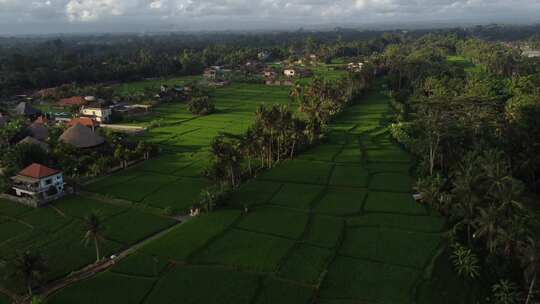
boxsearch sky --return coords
[0,0,539,35]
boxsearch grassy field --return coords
[0,78,295,300]
[45,81,474,304]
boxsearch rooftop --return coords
[18,163,60,179]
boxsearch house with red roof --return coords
[67,117,99,131]
[56,96,87,107]
[11,163,65,205]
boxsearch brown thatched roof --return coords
[18,136,50,152]
[28,122,49,141]
[59,123,105,148]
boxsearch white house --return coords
[284,69,296,78]
[11,163,65,205]
[348,62,364,72]
[80,103,112,123]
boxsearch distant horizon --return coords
[1,0,539,36]
[1,19,539,38]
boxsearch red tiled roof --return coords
[57,96,86,107]
[18,163,60,179]
[68,117,99,128]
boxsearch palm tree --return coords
[519,237,540,304]
[474,205,503,254]
[11,251,47,296]
[289,84,303,104]
[452,158,481,245]
[83,212,105,262]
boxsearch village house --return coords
[56,96,87,108]
[308,54,319,63]
[112,104,153,118]
[284,68,297,78]
[258,50,271,61]
[523,50,540,58]
[80,102,112,123]
[203,66,226,80]
[68,117,99,131]
[284,68,313,78]
[14,102,41,119]
[11,163,65,206]
[348,62,364,72]
[203,66,231,81]
[263,68,278,79]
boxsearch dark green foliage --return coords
[188,96,215,116]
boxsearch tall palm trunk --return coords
[526,274,536,304]
[94,237,101,262]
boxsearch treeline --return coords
[3,24,540,98]
[204,66,374,196]
[382,34,540,303]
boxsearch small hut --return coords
[28,122,49,141]
[14,102,41,118]
[59,123,105,148]
[17,136,50,152]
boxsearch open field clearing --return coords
[46,83,462,304]
[0,195,176,292]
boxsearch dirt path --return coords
[30,216,192,303]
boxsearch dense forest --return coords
[382,32,540,303]
[2,24,540,98]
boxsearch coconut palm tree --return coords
[474,205,503,254]
[11,251,47,296]
[519,237,540,304]
[289,83,303,104]
[83,212,105,262]
[209,135,243,187]
[452,157,481,245]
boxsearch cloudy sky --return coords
[0,0,539,35]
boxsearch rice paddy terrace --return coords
[0,79,474,303]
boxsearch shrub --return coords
[188,96,215,116]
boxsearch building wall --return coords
[38,173,64,193]
[81,108,112,122]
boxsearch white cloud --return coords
[65,0,126,22]
[0,0,539,33]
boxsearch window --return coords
[45,178,52,185]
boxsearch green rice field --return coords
[0,69,477,303]
[43,81,477,304]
